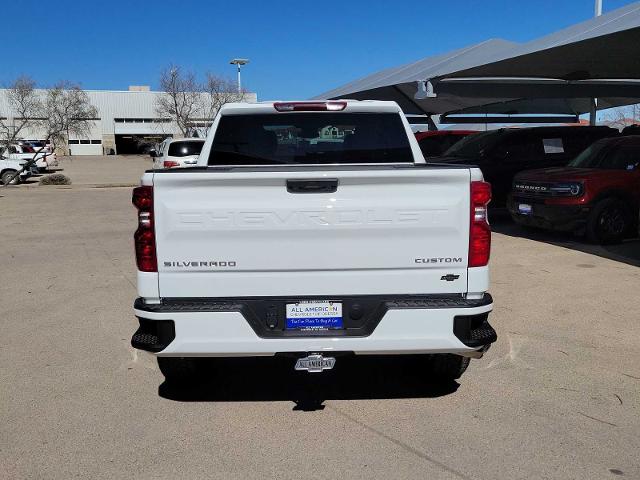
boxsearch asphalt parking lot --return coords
[1,156,639,479]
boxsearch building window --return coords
[68,140,80,144]
[115,117,170,123]
[80,140,90,144]
[91,140,102,144]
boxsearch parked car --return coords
[415,130,476,157]
[508,136,640,244]
[436,126,618,206]
[131,100,497,384]
[150,138,205,169]
[0,157,37,184]
[19,140,52,154]
[4,144,58,172]
[621,124,640,136]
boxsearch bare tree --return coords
[2,82,98,185]
[38,81,98,151]
[155,65,202,137]
[203,73,243,120]
[603,103,640,130]
[0,76,41,152]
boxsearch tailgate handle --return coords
[287,179,338,194]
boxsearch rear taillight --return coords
[469,181,491,268]
[163,160,179,168]
[132,186,157,272]
[273,101,347,112]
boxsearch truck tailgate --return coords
[153,167,471,297]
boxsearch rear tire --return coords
[1,170,21,185]
[157,357,202,383]
[425,354,471,382]
[586,198,631,244]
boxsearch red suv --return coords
[508,136,640,244]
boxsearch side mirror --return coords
[149,149,157,158]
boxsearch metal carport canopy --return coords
[314,1,640,116]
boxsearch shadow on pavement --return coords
[491,209,640,268]
[158,355,460,409]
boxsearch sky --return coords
[2,0,637,100]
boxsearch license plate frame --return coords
[285,301,343,330]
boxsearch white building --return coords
[0,86,257,155]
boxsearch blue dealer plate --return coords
[518,203,533,215]
[285,301,343,330]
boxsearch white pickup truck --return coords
[0,157,38,184]
[131,100,496,383]
[3,144,58,172]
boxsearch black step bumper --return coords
[132,294,496,353]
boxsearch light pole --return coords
[230,58,249,94]
[589,0,603,125]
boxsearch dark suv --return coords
[436,126,618,206]
[509,136,640,244]
[415,130,475,157]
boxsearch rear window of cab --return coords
[208,112,413,166]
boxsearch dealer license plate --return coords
[518,203,533,215]
[285,301,343,330]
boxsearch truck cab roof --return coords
[218,100,404,115]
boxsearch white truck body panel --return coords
[153,167,472,297]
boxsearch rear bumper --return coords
[132,294,495,357]
[508,196,589,232]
